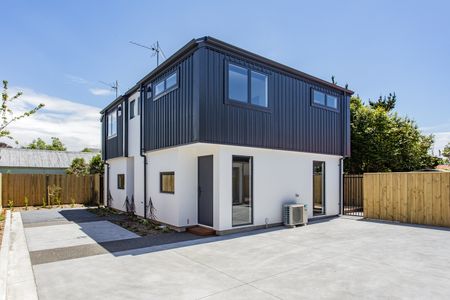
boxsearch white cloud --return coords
[89,88,113,96]
[432,132,450,155]
[5,87,101,151]
[65,74,89,85]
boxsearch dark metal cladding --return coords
[144,54,195,151]
[197,46,349,156]
[104,101,124,160]
[101,37,352,159]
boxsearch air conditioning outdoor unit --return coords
[283,204,308,227]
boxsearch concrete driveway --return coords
[9,208,450,299]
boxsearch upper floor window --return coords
[130,100,136,119]
[227,63,268,108]
[154,71,178,99]
[312,89,338,110]
[107,109,117,138]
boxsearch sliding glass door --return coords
[232,156,253,226]
[313,161,325,216]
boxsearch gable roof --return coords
[100,36,354,114]
[0,148,98,169]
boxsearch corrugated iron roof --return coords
[0,148,98,169]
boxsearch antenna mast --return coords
[129,40,167,66]
[99,80,119,98]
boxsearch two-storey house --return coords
[100,36,353,234]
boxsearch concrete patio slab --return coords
[33,249,243,300]
[8,208,450,300]
[24,220,139,251]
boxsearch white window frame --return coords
[153,71,178,100]
[107,109,117,138]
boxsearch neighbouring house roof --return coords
[0,148,98,169]
[436,164,450,170]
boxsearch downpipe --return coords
[139,84,148,219]
[104,162,110,207]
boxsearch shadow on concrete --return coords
[23,208,341,263]
[22,208,291,262]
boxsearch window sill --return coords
[225,99,271,113]
[153,85,178,101]
[311,102,339,113]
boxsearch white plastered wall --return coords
[106,157,134,211]
[142,143,341,232]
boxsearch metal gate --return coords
[343,174,364,216]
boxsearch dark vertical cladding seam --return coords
[139,84,147,219]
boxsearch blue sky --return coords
[1,0,449,151]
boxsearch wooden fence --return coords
[364,172,450,227]
[0,173,103,207]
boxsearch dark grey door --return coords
[198,155,213,227]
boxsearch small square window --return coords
[160,172,175,194]
[154,80,165,96]
[107,109,117,138]
[130,100,136,119]
[326,95,338,109]
[313,90,326,106]
[228,64,248,103]
[166,72,177,89]
[117,174,125,190]
[251,71,268,107]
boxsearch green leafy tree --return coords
[88,154,104,174]
[27,137,66,151]
[442,142,450,163]
[369,92,397,112]
[345,95,440,173]
[1,80,44,144]
[66,157,88,176]
[81,148,92,152]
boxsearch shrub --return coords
[7,199,13,210]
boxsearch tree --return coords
[345,95,440,174]
[81,148,92,152]
[443,142,450,163]
[1,80,44,144]
[369,92,397,112]
[27,137,66,151]
[66,158,88,176]
[88,154,104,174]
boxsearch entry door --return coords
[198,155,213,227]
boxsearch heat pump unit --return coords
[283,204,308,227]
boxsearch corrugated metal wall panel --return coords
[104,101,124,160]
[144,54,195,151]
[198,47,346,156]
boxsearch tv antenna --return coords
[99,80,119,98]
[129,40,167,66]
